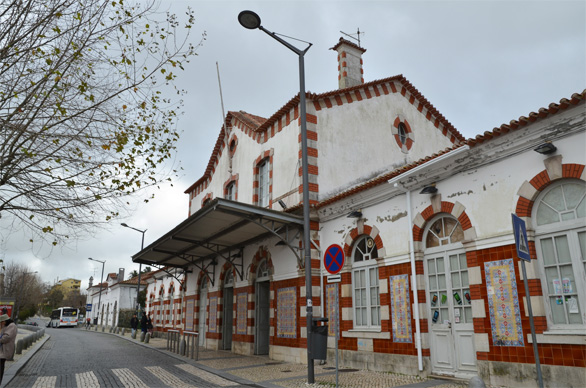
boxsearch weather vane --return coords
[340,28,364,47]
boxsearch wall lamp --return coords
[347,210,363,218]
[278,199,287,209]
[534,141,557,155]
[420,184,438,195]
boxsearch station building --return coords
[137,38,585,387]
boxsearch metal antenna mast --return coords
[340,28,364,47]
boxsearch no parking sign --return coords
[324,244,345,275]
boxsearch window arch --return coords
[533,179,586,328]
[425,215,465,248]
[256,259,271,282]
[352,235,380,328]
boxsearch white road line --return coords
[145,366,196,388]
[75,371,100,387]
[31,376,57,388]
[112,368,149,388]
[175,364,239,387]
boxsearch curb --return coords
[2,334,51,388]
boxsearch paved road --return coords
[7,327,244,388]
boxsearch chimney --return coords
[331,37,366,89]
[118,268,125,283]
[89,276,94,288]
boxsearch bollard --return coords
[468,376,487,388]
[140,332,146,342]
[145,333,151,344]
[131,331,136,339]
[121,328,126,336]
[15,339,23,355]
[179,338,186,356]
[102,326,105,332]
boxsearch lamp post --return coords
[88,258,105,325]
[121,223,146,315]
[238,10,315,383]
[14,271,37,320]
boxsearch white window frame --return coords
[258,159,270,207]
[533,179,586,332]
[351,235,381,329]
[226,181,235,201]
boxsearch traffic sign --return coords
[512,214,531,262]
[324,244,345,275]
[86,303,92,312]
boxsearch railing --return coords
[183,331,199,361]
[166,329,181,354]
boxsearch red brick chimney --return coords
[331,37,366,89]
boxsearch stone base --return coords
[478,360,585,388]
[232,340,254,356]
[333,349,429,377]
[270,345,307,364]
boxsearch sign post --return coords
[512,214,543,388]
[323,244,344,388]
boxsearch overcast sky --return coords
[3,0,585,293]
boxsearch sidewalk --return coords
[110,330,470,388]
[3,326,51,388]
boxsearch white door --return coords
[199,280,208,347]
[427,252,476,377]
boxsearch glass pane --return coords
[545,267,561,294]
[361,290,366,306]
[428,260,436,275]
[361,308,367,326]
[438,274,446,290]
[451,224,465,243]
[561,212,575,222]
[559,265,576,294]
[372,307,380,326]
[463,289,471,305]
[451,272,461,288]
[440,308,448,323]
[566,297,583,324]
[549,297,566,324]
[370,288,377,304]
[543,185,565,212]
[444,218,457,237]
[577,196,585,218]
[450,255,459,271]
[437,258,445,273]
[555,235,571,263]
[563,183,585,210]
[370,267,378,286]
[360,270,366,287]
[578,232,586,261]
[426,232,439,248]
[460,254,468,270]
[464,307,472,323]
[540,238,556,265]
[537,203,560,226]
[429,275,437,291]
[461,271,469,287]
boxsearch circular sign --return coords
[324,244,345,275]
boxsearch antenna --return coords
[216,61,232,173]
[340,28,364,47]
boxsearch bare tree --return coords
[0,0,203,245]
[1,261,44,319]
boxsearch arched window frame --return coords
[532,179,586,330]
[351,235,380,329]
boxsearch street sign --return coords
[324,244,345,275]
[86,303,92,312]
[327,275,341,283]
[512,214,531,262]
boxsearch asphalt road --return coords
[7,325,244,388]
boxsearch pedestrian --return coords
[130,313,139,337]
[140,312,147,334]
[146,313,153,335]
[0,314,17,385]
[86,317,91,329]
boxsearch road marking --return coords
[176,363,239,386]
[32,376,57,388]
[75,371,99,387]
[112,368,149,388]
[145,366,196,388]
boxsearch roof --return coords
[132,198,303,269]
[120,271,155,285]
[330,37,367,53]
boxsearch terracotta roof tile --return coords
[330,37,367,53]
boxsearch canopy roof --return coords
[131,198,303,273]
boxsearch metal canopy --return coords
[131,198,303,279]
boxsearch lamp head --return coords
[534,141,557,155]
[121,223,128,227]
[238,10,261,29]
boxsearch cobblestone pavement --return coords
[6,326,486,388]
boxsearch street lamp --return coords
[238,10,316,383]
[88,258,105,325]
[121,223,146,315]
[14,271,37,321]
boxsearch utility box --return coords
[311,317,328,360]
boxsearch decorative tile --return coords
[390,274,412,343]
[484,258,524,346]
[237,292,247,335]
[277,287,297,338]
[185,299,194,332]
[208,296,218,333]
[326,283,340,337]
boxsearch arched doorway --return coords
[424,214,476,377]
[113,301,118,327]
[223,270,234,350]
[255,259,270,355]
[198,276,208,347]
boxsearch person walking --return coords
[130,314,139,337]
[146,312,153,335]
[0,314,17,385]
[140,312,147,334]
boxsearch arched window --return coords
[533,180,586,328]
[256,259,270,281]
[224,270,234,287]
[398,122,408,145]
[258,158,270,207]
[352,235,380,328]
[426,216,465,248]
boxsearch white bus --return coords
[49,307,79,328]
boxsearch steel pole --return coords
[97,261,104,325]
[136,232,144,315]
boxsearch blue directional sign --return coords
[512,214,531,262]
[324,244,345,275]
[86,304,92,312]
